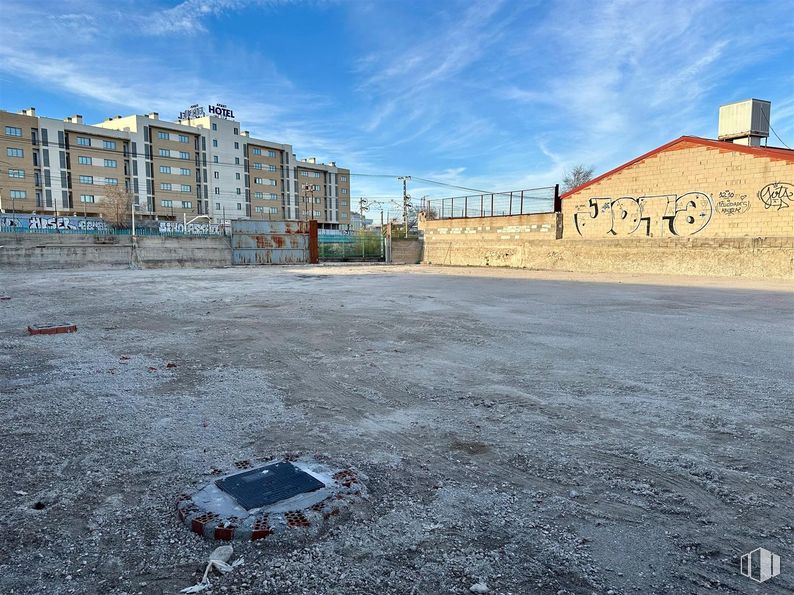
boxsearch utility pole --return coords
[397,176,411,238]
[358,197,369,231]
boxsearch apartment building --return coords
[1,105,352,229]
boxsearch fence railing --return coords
[422,185,559,220]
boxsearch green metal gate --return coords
[318,231,384,262]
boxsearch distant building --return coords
[349,212,373,230]
[1,105,351,230]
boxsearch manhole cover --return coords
[215,461,325,510]
[177,459,366,541]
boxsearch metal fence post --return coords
[451,197,455,218]
[520,190,524,215]
[464,196,468,218]
[509,192,513,216]
[490,194,494,216]
[480,195,484,217]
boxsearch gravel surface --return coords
[0,265,791,594]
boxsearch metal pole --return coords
[509,192,513,216]
[464,196,468,218]
[480,195,483,217]
[131,200,136,238]
[520,191,524,215]
[490,194,494,217]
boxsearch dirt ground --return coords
[0,264,792,595]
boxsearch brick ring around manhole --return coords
[176,459,366,541]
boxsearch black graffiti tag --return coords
[757,182,793,211]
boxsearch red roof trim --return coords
[560,136,794,199]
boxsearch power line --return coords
[760,108,791,149]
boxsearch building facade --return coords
[1,105,352,229]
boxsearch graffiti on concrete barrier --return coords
[757,182,792,211]
[716,189,750,216]
[573,192,713,237]
[1,215,109,231]
[159,221,221,235]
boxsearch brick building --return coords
[561,136,794,240]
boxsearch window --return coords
[340,175,348,181]
[8,169,25,178]
[212,139,218,147]
[340,200,348,207]
[76,136,91,146]
[160,183,172,190]
[7,147,23,157]
[254,178,277,186]
[233,128,238,135]
[234,157,240,165]
[236,188,241,195]
[10,190,27,199]
[267,164,276,172]
[235,173,240,180]
[340,188,348,195]
[313,210,321,217]
[179,134,189,143]
[214,187,220,194]
[78,156,92,165]
[213,156,219,163]
[160,165,171,174]
[252,148,262,156]
[269,207,278,214]
[179,151,189,159]
[158,131,170,140]
[212,123,217,131]
[237,203,242,210]
[104,159,117,168]
[312,184,321,191]
[255,206,265,213]
[269,193,278,200]
[253,163,263,170]
[159,148,170,157]
[103,140,116,150]
[215,202,221,209]
[161,200,173,207]
[181,201,192,208]
[213,171,219,179]
[340,212,347,219]
[105,177,119,185]
[5,126,22,137]
[234,141,239,149]
[180,168,190,176]
[79,175,93,184]
[267,150,276,158]
[80,194,95,203]
[181,184,191,192]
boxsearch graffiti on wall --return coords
[757,182,793,211]
[0,215,109,231]
[573,192,713,237]
[158,221,221,235]
[716,190,750,216]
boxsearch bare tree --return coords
[100,185,134,228]
[562,164,595,193]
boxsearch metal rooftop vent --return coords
[718,99,771,147]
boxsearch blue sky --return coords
[1,0,793,216]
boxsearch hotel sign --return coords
[178,103,236,120]
[178,104,206,120]
[209,103,235,119]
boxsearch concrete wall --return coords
[563,141,794,240]
[390,238,423,264]
[0,233,231,270]
[420,210,794,279]
[423,235,792,279]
